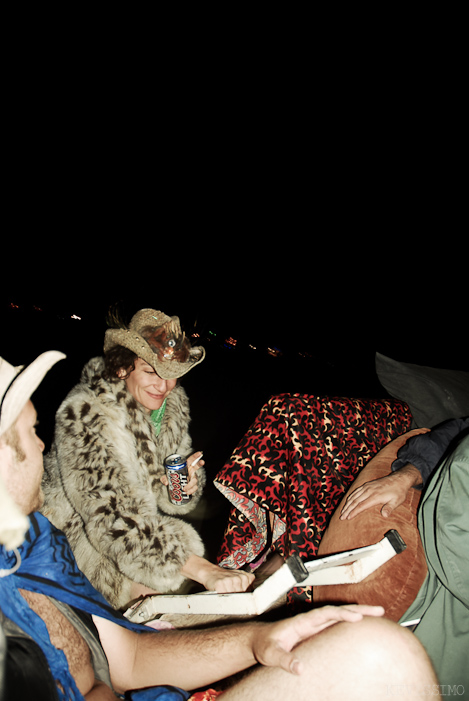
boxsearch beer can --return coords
[164,454,191,506]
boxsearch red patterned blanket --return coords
[214,394,412,605]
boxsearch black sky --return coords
[3,243,467,372]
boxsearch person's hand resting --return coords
[253,604,385,675]
[181,554,255,593]
[160,451,204,495]
[339,464,422,521]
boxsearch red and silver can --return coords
[164,453,191,506]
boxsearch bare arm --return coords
[340,463,422,521]
[93,605,384,694]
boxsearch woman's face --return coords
[121,358,177,412]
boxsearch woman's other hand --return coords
[160,451,204,495]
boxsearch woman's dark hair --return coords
[103,346,138,382]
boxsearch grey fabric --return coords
[376,353,469,427]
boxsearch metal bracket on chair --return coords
[124,529,405,624]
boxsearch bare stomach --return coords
[19,589,112,698]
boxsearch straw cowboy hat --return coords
[104,308,205,380]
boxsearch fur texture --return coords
[42,357,205,608]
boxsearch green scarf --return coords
[150,399,167,436]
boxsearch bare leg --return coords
[222,616,437,700]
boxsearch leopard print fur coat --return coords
[42,356,206,609]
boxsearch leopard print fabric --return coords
[214,394,412,605]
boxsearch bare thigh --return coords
[220,617,437,701]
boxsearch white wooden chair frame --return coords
[125,529,406,624]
